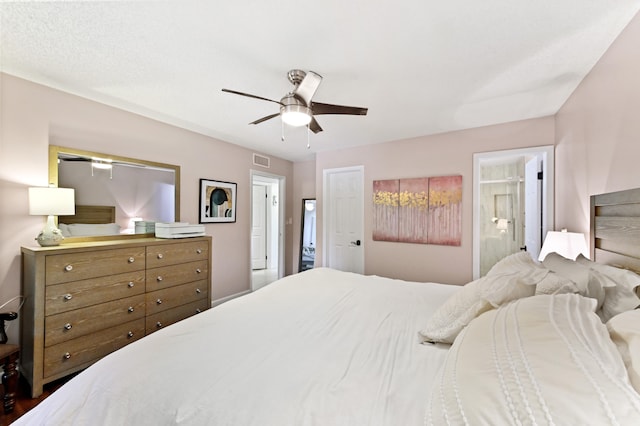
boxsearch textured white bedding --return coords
[16,268,458,425]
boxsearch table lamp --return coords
[28,187,75,246]
[538,229,589,261]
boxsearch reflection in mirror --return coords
[299,199,316,272]
[49,145,180,241]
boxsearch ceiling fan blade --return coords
[294,71,322,106]
[250,113,280,125]
[311,101,368,116]
[222,89,283,106]
[309,117,323,134]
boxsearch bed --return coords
[14,188,640,425]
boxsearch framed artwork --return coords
[199,179,237,223]
[373,175,462,246]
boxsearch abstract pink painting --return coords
[373,175,462,246]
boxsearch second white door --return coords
[323,166,364,274]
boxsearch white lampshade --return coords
[538,230,589,261]
[29,187,75,215]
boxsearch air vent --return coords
[253,153,271,168]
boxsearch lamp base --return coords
[35,215,65,247]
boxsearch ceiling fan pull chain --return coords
[281,118,285,142]
[306,124,311,149]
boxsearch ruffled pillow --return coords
[576,255,640,321]
[418,269,545,344]
[542,252,613,311]
[486,251,543,279]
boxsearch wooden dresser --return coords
[21,236,211,397]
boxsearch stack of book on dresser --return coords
[155,222,205,238]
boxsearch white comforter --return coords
[16,268,458,425]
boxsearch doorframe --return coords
[250,170,285,291]
[472,145,554,279]
[322,165,365,273]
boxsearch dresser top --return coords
[22,236,211,254]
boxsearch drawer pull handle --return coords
[156,298,162,305]
[63,294,73,301]
[196,248,202,254]
[128,306,134,313]
[156,276,163,282]
[196,268,202,274]
[64,323,72,331]
[127,331,134,338]
[128,257,135,263]
[196,288,202,294]
[64,264,73,272]
[156,321,163,328]
[196,308,202,314]
[128,282,135,288]
[157,253,164,259]
[63,352,71,360]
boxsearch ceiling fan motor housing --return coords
[280,93,311,126]
[287,69,307,86]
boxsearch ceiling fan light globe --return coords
[281,105,312,127]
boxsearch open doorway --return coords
[250,170,285,291]
[472,146,554,279]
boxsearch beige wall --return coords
[0,74,294,343]
[315,117,556,285]
[555,11,640,234]
[292,160,316,272]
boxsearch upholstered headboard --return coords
[59,205,116,225]
[590,187,640,274]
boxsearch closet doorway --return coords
[472,146,554,279]
[250,171,285,291]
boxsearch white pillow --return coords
[576,255,640,321]
[418,270,541,344]
[534,270,579,295]
[608,309,640,394]
[66,223,121,236]
[426,294,640,425]
[542,252,613,310]
[486,251,543,279]
[58,223,71,237]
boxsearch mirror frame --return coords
[298,198,316,272]
[49,145,181,242]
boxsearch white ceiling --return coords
[1,1,639,162]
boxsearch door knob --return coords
[350,240,361,246]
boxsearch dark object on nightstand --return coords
[0,311,19,414]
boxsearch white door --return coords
[524,157,542,261]
[251,185,267,270]
[323,166,364,274]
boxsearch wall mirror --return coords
[299,198,316,272]
[49,145,180,241]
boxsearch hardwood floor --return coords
[1,375,71,426]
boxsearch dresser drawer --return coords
[146,260,208,291]
[146,299,209,334]
[146,240,209,268]
[45,271,145,315]
[46,247,146,285]
[146,280,208,316]
[45,294,146,347]
[43,319,145,379]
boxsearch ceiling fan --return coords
[222,69,368,134]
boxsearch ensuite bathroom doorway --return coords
[472,146,554,279]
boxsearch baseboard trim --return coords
[211,290,252,307]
